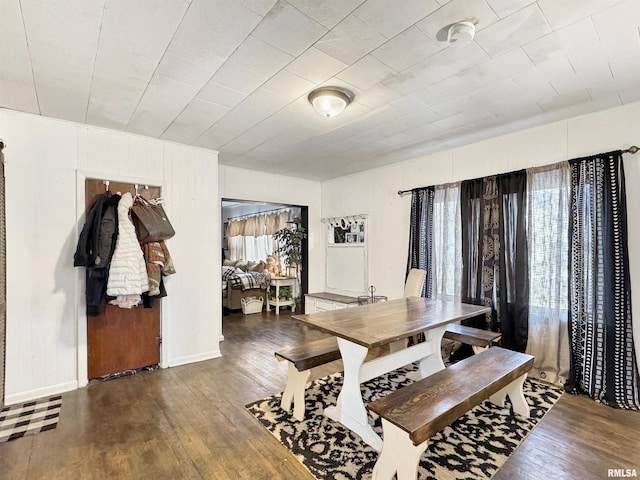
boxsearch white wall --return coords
[219,166,323,292]
[1,109,220,404]
[322,101,640,365]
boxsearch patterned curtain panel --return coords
[567,152,640,409]
[406,188,434,298]
[460,172,529,352]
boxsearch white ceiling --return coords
[2,0,639,181]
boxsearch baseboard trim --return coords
[168,350,221,368]
[5,381,78,406]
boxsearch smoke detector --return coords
[447,21,475,47]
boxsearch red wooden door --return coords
[85,180,161,379]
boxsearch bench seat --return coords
[367,347,533,480]
[275,337,341,420]
[443,323,502,354]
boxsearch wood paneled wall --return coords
[0,109,220,403]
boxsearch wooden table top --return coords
[292,297,490,348]
[305,292,360,304]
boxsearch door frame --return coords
[0,142,5,408]
[75,170,165,387]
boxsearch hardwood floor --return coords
[1,311,638,479]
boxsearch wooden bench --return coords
[443,323,502,354]
[366,347,533,480]
[393,324,501,355]
[275,324,501,421]
[275,337,341,421]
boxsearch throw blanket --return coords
[229,272,271,291]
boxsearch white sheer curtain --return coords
[227,209,289,262]
[525,162,571,385]
[227,220,245,261]
[432,183,462,301]
[242,215,258,261]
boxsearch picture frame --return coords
[346,232,358,243]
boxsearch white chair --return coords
[403,268,427,297]
[389,269,427,352]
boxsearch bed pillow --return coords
[235,261,248,271]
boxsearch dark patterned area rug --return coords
[246,366,562,480]
[0,395,61,442]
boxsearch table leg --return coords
[407,325,447,381]
[274,283,280,315]
[324,338,383,452]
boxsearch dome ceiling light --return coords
[308,87,354,118]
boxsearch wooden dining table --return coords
[292,297,490,451]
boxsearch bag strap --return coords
[134,195,153,206]
[134,195,165,206]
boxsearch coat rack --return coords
[322,214,368,229]
[100,179,155,195]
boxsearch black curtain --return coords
[498,172,529,352]
[406,188,434,298]
[460,178,484,315]
[566,151,640,409]
[460,171,529,352]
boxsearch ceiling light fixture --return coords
[447,21,475,47]
[308,86,354,117]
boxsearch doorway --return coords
[84,179,162,379]
[221,199,309,313]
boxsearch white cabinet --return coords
[305,292,359,314]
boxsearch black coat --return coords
[74,192,121,316]
[74,192,120,269]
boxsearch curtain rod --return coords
[227,206,290,221]
[397,144,639,197]
[397,187,420,197]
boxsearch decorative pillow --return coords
[222,266,236,281]
[250,261,266,272]
[223,259,237,267]
[235,261,248,271]
[246,261,258,271]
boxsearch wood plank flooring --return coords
[0,311,638,479]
